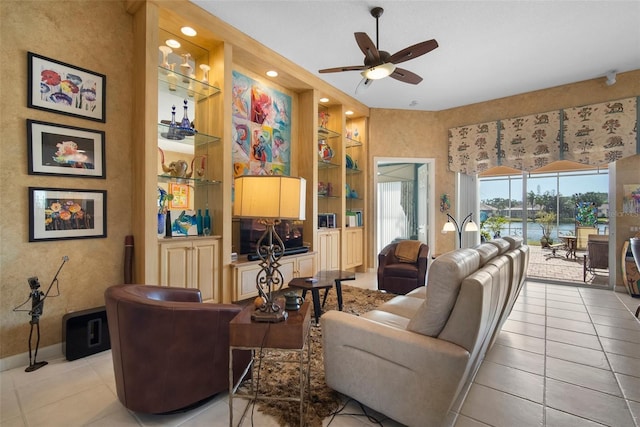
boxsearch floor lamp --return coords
[442,213,478,248]
[234,175,306,322]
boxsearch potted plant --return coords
[535,210,556,247]
[482,215,508,239]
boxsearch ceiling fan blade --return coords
[355,77,373,94]
[354,32,380,64]
[390,67,423,84]
[319,65,366,73]
[388,39,439,65]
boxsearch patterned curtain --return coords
[448,97,639,175]
[564,98,637,166]
[501,111,560,171]
[448,121,498,175]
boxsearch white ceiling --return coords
[191,1,640,111]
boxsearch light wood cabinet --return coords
[318,229,340,271]
[231,252,317,301]
[159,237,220,302]
[343,227,363,269]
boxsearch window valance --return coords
[448,96,639,175]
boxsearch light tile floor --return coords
[1,274,639,427]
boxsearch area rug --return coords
[239,284,394,427]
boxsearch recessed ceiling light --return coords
[266,70,278,77]
[319,97,329,103]
[181,26,197,37]
[166,39,181,49]
[345,110,354,115]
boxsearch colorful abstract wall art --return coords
[231,70,292,178]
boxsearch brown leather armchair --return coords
[104,284,249,414]
[377,241,430,294]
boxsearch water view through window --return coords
[479,169,609,245]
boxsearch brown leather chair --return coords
[104,284,249,414]
[377,241,429,294]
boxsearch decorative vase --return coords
[165,211,172,238]
[200,64,210,84]
[203,208,211,236]
[197,209,203,236]
[158,45,172,69]
[157,213,166,236]
[318,139,334,162]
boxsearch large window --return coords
[480,169,609,245]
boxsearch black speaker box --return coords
[62,306,111,361]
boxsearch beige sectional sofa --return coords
[322,237,529,427]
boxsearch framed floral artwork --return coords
[29,187,107,242]
[27,52,106,122]
[27,119,105,178]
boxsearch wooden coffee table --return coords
[288,270,356,325]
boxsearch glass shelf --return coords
[318,160,341,169]
[158,67,220,102]
[346,168,362,175]
[157,175,221,185]
[346,137,363,148]
[157,123,221,147]
[318,194,341,199]
[317,127,341,139]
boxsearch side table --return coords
[229,301,311,427]
[288,270,356,324]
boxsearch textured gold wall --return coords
[368,71,640,267]
[0,1,134,359]
[0,1,638,361]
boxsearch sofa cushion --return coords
[503,235,523,250]
[407,249,480,337]
[382,263,419,278]
[473,243,499,266]
[406,286,426,299]
[361,310,412,329]
[488,238,510,254]
[377,296,424,318]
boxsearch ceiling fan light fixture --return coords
[362,62,396,80]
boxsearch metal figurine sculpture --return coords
[13,256,69,372]
[158,148,206,179]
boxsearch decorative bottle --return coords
[180,99,191,129]
[165,210,172,238]
[196,209,203,236]
[203,208,211,236]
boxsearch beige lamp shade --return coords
[234,175,306,220]
[442,221,456,232]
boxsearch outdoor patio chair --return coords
[583,234,608,281]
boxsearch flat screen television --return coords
[239,218,305,255]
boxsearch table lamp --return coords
[442,212,478,248]
[234,175,306,322]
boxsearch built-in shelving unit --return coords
[130,0,369,303]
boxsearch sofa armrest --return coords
[322,310,471,426]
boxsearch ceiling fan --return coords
[318,6,438,91]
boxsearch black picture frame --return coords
[27,119,106,178]
[29,187,107,242]
[27,52,106,123]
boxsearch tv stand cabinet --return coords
[231,252,317,301]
